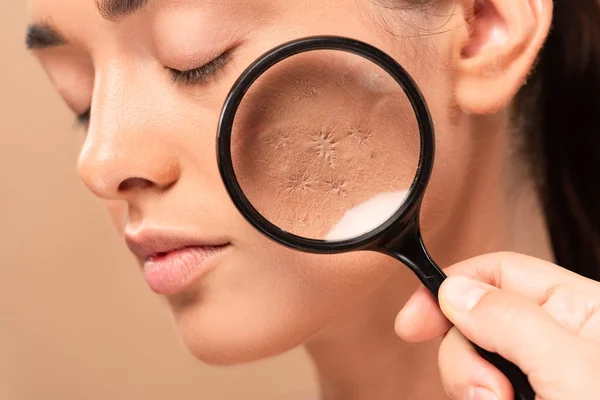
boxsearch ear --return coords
[452,0,553,114]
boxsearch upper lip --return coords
[125,229,230,261]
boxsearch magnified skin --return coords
[231,50,420,240]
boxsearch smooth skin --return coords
[397,252,600,400]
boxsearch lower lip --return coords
[143,245,229,295]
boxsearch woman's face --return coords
[29,0,470,364]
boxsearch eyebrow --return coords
[26,0,150,49]
[25,23,67,50]
[95,0,149,21]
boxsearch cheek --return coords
[415,86,472,244]
[230,54,420,240]
[168,235,398,365]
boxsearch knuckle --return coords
[541,284,600,339]
[579,302,600,340]
[493,252,520,288]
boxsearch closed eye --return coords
[71,52,230,130]
[168,51,231,86]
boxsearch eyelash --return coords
[74,52,231,128]
[168,51,231,86]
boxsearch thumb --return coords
[439,276,581,377]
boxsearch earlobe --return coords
[452,0,553,115]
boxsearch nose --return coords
[78,137,180,199]
[77,69,181,201]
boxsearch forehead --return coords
[28,0,99,22]
[26,0,249,50]
[27,0,112,45]
[27,0,243,20]
[27,0,273,35]
[27,0,225,31]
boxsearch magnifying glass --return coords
[216,36,534,400]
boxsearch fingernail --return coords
[442,276,488,312]
[467,386,498,400]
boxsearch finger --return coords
[395,285,452,342]
[539,283,600,341]
[438,327,513,400]
[439,275,582,376]
[441,252,598,305]
[397,252,600,343]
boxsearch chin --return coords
[168,300,315,366]
[160,249,397,366]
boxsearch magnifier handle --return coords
[414,270,535,399]
[390,233,535,400]
[472,345,535,400]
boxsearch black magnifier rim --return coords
[217,36,435,253]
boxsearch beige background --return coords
[0,2,315,399]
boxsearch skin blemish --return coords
[285,170,315,193]
[313,126,338,169]
[348,125,372,145]
[265,130,290,149]
[325,178,347,197]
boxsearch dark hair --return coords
[516,0,600,279]
[380,0,600,276]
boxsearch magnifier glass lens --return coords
[230,49,421,241]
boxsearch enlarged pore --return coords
[292,79,318,102]
[335,69,351,87]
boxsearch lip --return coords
[125,230,230,295]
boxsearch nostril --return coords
[118,177,153,192]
